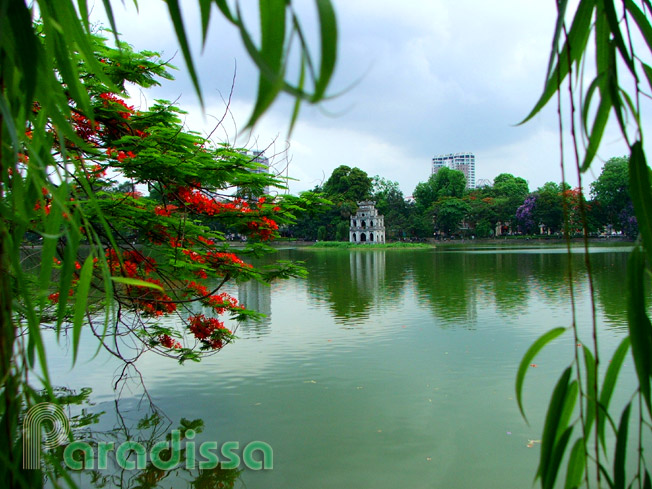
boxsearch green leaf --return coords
[213,0,237,24]
[557,380,578,445]
[243,0,286,128]
[613,402,632,489]
[625,0,652,56]
[519,0,594,124]
[5,0,39,107]
[598,336,631,451]
[538,367,573,488]
[545,425,574,489]
[516,326,567,422]
[72,255,95,365]
[626,246,652,416]
[564,438,586,489]
[199,0,212,45]
[165,0,203,105]
[581,89,611,172]
[313,0,338,101]
[110,276,164,291]
[582,345,598,435]
[289,52,307,135]
[602,0,635,76]
[629,142,652,265]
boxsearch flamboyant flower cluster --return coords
[247,216,279,241]
[33,39,295,363]
[159,334,182,349]
[105,249,176,316]
[174,187,254,217]
[188,314,234,350]
[99,92,135,119]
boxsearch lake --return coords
[46,243,645,489]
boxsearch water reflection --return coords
[45,388,242,489]
[304,251,383,324]
[237,280,272,337]
[295,245,637,330]
[44,245,642,489]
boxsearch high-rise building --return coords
[251,151,271,196]
[432,152,476,189]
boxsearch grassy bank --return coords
[308,241,433,249]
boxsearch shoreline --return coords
[268,236,634,249]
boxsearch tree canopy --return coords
[322,165,373,202]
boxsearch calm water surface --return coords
[48,244,644,489]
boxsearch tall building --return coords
[238,150,271,199]
[432,152,476,189]
[251,150,271,196]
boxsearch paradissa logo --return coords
[23,403,273,471]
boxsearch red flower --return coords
[159,334,182,349]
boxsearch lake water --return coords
[46,243,645,489]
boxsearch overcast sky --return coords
[97,1,634,196]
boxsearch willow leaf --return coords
[313,0,338,101]
[626,247,652,416]
[110,277,164,291]
[629,142,652,265]
[538,367,573,486]
[613,403,632,489]
[165,0,203,105]
[519,0,594,124]
[625,0,652,56]
[72,255,95,365]
[583,345,598,434]
[564,438,586,489]
[598,336,630,452]
[545,425,574,489]
[583,96,611,172]
[516,327,567,422]
[199,0,212,46]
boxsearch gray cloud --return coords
[99,1,634,196]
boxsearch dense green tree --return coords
[323,165,372,202]
[414,167,466,210]
[533,182,564,233]
[371,176,409,239]
[433,197,471,235]
[590,156,637,235]
[491,173,530,224]
[465,187,499,237]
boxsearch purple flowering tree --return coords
[515,195,537,234]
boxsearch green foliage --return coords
[433,197,470,235]
[0,2,339,487]
[591,156,637,235]
[491,173,530,223]
[534,182,564,234]
[335,221,349,241]
[371,176,409,239]
[517,1,652,488]
[323,165,373,202]
[414,167,466,210]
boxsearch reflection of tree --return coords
[485,253,532,313]
[411,252,477,326]
[303,250,409,325]
[411,251,539,324]
[591,251,636,328]
[42,388,241,489]
[237,280,272,337]
[305,251,377,323]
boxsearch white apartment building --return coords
[432,152,476,190]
